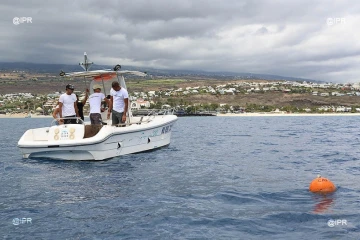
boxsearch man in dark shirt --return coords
[76,88,89,122]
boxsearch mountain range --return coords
[0,62,323,83]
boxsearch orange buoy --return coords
[309,175,336,193]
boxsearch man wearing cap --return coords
[89,84,111,125]
[58,84,80,124]
[108,81,129,126]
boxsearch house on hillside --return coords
[131,99,150,110]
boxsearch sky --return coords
[1,0,360,83]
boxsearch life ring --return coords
[69,128,75,133]
[54,128,59,134]
[54,135,59,140]
[70,134,75,140]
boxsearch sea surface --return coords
[0,116,360,239]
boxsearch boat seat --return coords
[48,124,85,141]
[84,125,103,138]
[32,128,49,141]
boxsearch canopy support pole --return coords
[100,75,106,96]
[83,76,87,91]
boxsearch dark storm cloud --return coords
[1,0,360,82]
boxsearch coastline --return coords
[2,112,360,118]
[217,112,360,117]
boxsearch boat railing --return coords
[146,109,158,120]
[114,116,153,127]
[132,108,176,116]
[161,108,175,115]
[113,108,175,127]
[50,117,85,126]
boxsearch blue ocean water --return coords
[0,116,360,239]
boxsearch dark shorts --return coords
[64,115,77,124]
[90,113,102,125]
[112,110,124,126]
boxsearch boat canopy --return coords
[59,53,147,81]
[60,69,147,92]
[62,70,147,78]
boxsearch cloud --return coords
[1,0,360,82]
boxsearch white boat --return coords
[17,53,177,160]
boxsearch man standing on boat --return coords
[89,84,111,125]
[58,84,80,124]
[76,88,89,122]
[108,81,128,126]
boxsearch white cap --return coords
[93,84,102,90]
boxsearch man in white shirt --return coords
[89,84,110,125]
[108,81,129,126]
[58,84,79,124]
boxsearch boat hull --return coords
[18,115,177,161]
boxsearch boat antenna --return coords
[79,52,92,91]
[79,52,93,71]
